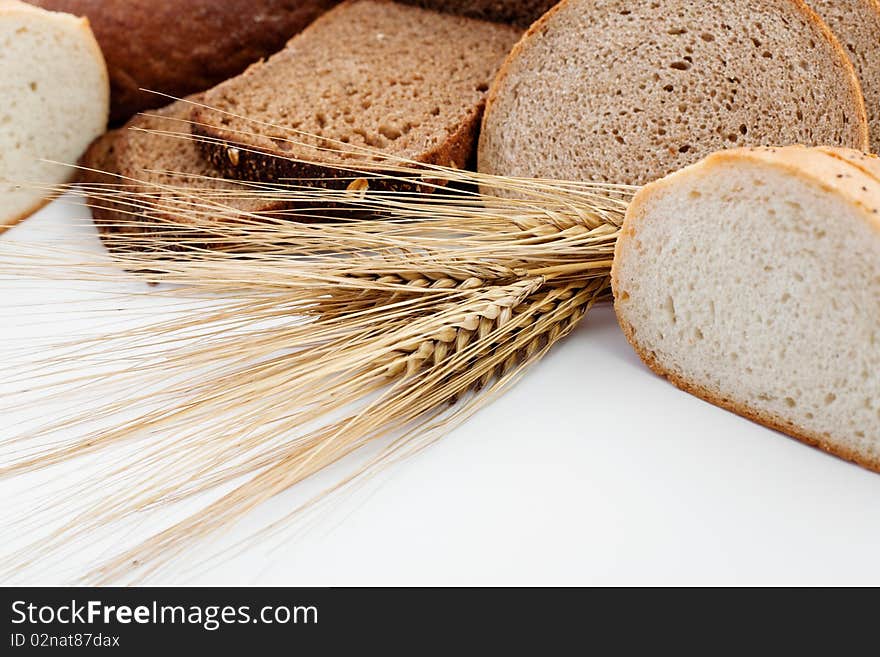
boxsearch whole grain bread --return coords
[80,97,293,239]
[0,0,108,229]
[190,0,521,188]
[397,0,556,26]
[27,0,339,124]
[612,145,880,473]
[808,0,880,153]
[478,0,869,186]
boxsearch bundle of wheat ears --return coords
[0,99,635,583]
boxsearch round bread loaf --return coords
[612,146,880,472]
[0,0,108,229]
[26,0,339,124]
[808,0,880,153]
[478,0,869,185]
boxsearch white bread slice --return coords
[612,146,880,472]
[0,0,108,229]
[478,0,869,186]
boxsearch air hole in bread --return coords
[379,125,402,140]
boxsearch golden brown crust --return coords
[25,0,339,124]
[611,145,880,474]
[0,196,55,233]
[815,146,880,184]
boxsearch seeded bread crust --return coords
[612,146,880,473]
[189,0,520,190]
[27,0,340,124]
[479,0,869,186]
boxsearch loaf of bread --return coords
[80,97,292,237]
[0,0,108,229]
[27,0,339,124]
[479,0,869,186]
[808,0,880,153]
[397,0,556,26]
[612,145,880,472]
[190,0,521,187]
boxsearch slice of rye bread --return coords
[478,0,869,186]
[396,0,557,26]
[80,97,295,239]
[190,0,521,189]
[808,0,880,153]
[612,145,880,472]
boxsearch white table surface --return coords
[1,197,879,586]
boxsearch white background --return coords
[2,198,879,586]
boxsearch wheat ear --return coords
[0,99,634,583]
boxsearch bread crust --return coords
[395,0,556,27]
[25,0,339,124]
[78,128,134,240]
[0,0,109,229]
[0,196,55,233]
[480,0,871,178]
[612,146,880,473]
[190,104,483,193]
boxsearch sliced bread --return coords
[612,145,880,472]
[80,97,293,238]
[190,0,521,187]
[27,0,340,124]
[0,0,108,229]
[396,1,556,26]
[808,0,880,153]
[478,0,869,186]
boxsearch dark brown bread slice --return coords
[397,0,556,26]
[28,0,340,124]
[808,0,880,153]
[479,0,869,186]
[81,97,294,239]
[191,0,521,188]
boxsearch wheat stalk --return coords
[0,97,634,583]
